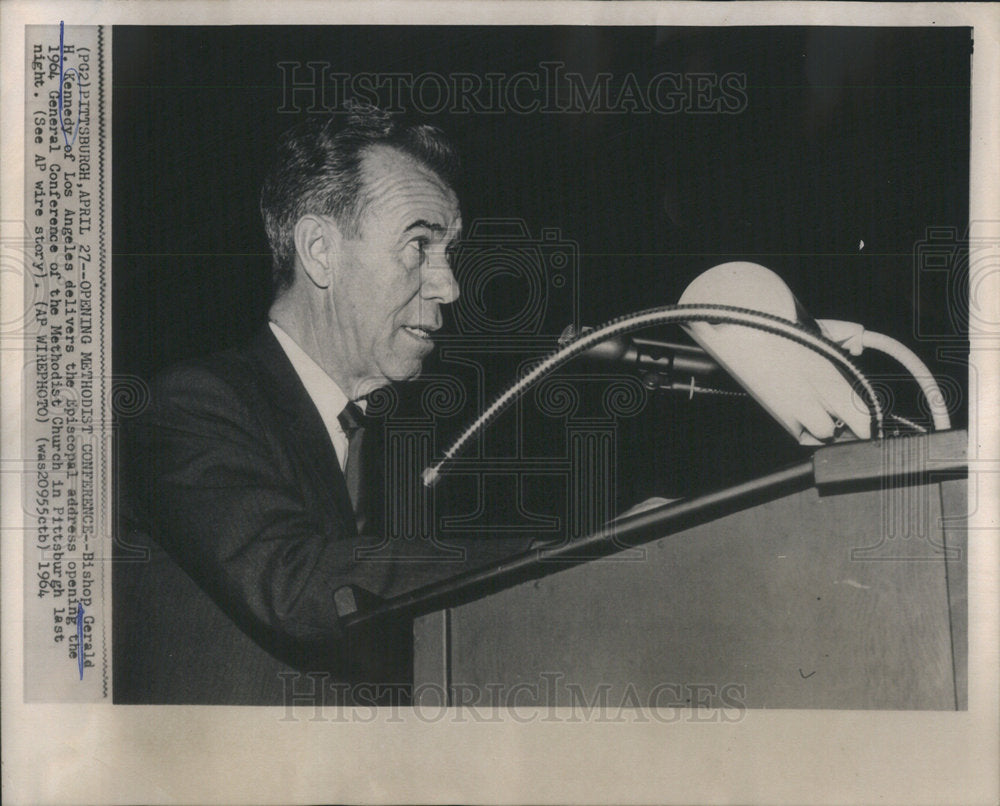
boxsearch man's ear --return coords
[292,214,341,289]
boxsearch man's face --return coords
[328,145,461,394]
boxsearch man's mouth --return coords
[402,325,434,341]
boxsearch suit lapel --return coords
[247,326,357,535]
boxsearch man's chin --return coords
[393,340,434,373]
[381,356,429,384]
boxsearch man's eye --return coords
[408,237,429,261]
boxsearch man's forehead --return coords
[359,144,459,227]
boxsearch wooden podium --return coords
[392,431,967,710]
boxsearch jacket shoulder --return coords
[144,336,276,421]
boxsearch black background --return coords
[113,26,970,509]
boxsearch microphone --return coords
[560,326,737,394]
[562,327,719,376]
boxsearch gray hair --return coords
[260,104,460,294]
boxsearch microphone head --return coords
[678,262,870,444]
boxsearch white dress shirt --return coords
[268,322,362,472]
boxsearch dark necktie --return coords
[338,401,380,534]
[338,401,367,533]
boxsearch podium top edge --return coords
[812,429,968,488]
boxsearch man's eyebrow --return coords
[403,219,447,234]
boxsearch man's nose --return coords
[420,255,460,305]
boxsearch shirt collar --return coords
[268,322,358,432]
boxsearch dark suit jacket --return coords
[114,327,529,705]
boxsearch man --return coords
[114,106,486,705]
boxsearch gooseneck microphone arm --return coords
[421,304,885,488]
